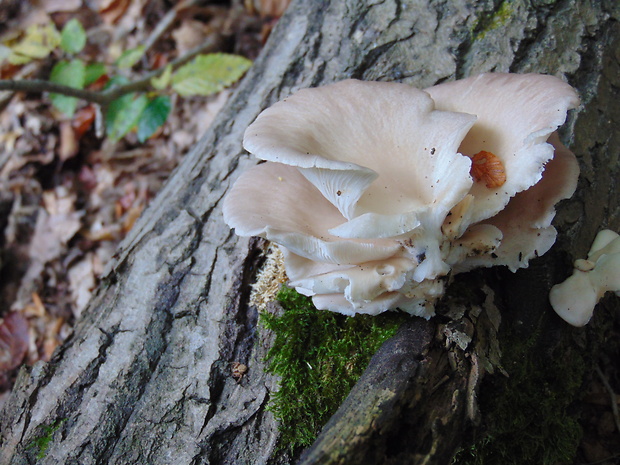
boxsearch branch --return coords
[0,33,224,106]
[142,0,200,54]
[298,317,472,465]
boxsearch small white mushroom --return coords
[550,230,620,326]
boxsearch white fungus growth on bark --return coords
[224,73,580,318]
[550,230,620,327]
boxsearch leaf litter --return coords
[0,0,289,408]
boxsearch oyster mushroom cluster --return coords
[224,73,580,318]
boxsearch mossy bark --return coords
[1,1,619,464]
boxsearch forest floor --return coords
[0,0,284,404]
[0,2,618,464]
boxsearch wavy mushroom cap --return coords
[224,74,580,317]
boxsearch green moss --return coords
[261,286,407,452]
[27,419,66,460]
[452,324,584,465]
[471,1,514,41]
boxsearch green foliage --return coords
[138,96,171,142]
[2,19,252,142]
[171,53,252,97]
[115,46,146,69]
[49,59,85,116]
[28,419,66,459]
[151,64,172,90]
[452,326,585,465]
[84,62,107,86]
[107,93,149,142]
[60,18,86,55]
[262,286,407,452]
[104,73,171,142]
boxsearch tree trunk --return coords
[1,1,619,464]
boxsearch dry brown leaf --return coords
[149,52,168,71]
[59,121,79,161]
[258,0,290,17]
[172,19,211,55]
[0,312,29,372]
[68,255,95,318]
[78,164,98,190]
[72,105,97,139]
[22,292,46,318]
[43,0,82,13]
[42,317,65,360]
[84,221,122,241]
[42,187,83,244]
[99,0,131,25]
[122,204,143,233]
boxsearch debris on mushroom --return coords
[223,73,580,318]
[550,230,620,327]
[469,151,507,189]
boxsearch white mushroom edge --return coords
[550,230,620,326]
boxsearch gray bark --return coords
[1,0,619,464]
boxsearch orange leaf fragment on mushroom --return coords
[469,150,507,188]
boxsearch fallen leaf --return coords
[43,0,82,13]
[99,0,131,25]
[172,19,211,55]
[68,255,95,318]
[8,23,61,65]
[72,105,96,139]
[43,317,65,360]
[122,205,143,233]
[22,292,46,318]
[78,164,98,190]
[258,0,291,17]
[0,312,29,372]
[59,121,79,161]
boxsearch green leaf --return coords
[107,94,149,142]
[60,18,86,54]
[115,46,146,69]
[137,96,171,142]
[84,62,106,86]
[150,64,172,90]
[171,53,252,97]
[104,76,132,128]
[49,59,85,117]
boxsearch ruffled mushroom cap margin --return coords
[224,74,580,317]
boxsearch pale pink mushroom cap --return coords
[223,74,580,317]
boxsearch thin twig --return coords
[595,364,620,434]
[142,0,200,54]
[0,33,223,106]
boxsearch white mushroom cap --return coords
[550,230,620,326]
[453,132,580,273]
[426,73,580,225]
[223,162,402,265]
[243,80,476,232]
